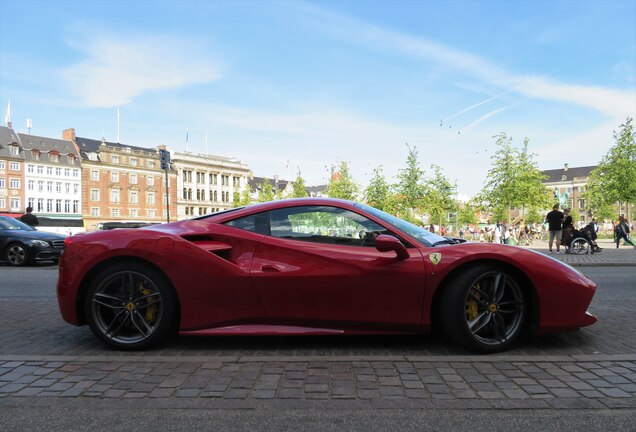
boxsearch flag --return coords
[4,99,11,128]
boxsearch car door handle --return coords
[261,264,282,273]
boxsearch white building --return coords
[20,133,82,230]
[171,151,252,219]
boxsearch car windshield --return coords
[354,203,448,247]
[0,217,35,231]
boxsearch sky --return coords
[1,0,635,198]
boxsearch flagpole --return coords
[186,129,189,152]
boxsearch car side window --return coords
[269,206,387,247]
[225,213,271,236]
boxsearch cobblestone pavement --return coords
[1,355,636,410]
[526,238,635,266]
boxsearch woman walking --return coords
[615,216,635,249]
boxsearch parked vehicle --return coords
[0,216,66,266]
[57,198,597,353]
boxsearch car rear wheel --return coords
[84,263,177,350]
[439,265,527,353]
[5,243,29,266]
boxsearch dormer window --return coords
[68,154,75,165]
[31,150,40,161]
[49,152,60,162]
[561,175,567,181]
[9,145,19,156]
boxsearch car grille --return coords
[51,240,65,249]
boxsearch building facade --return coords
[172,151,252,219]
[64,129,177,229]
[19,133,82,226]
[542,164,595,223]
[0,126,25,214]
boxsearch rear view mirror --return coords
[375,234,409,260]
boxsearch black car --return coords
[0,216,66,266]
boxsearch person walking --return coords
[615,215,635,249]
[545,204,564,253]
[20,206,39,228]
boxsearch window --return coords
[65,183,70,194]
[91,189,100,201]
[210,174,217,185]
[73,169,79,178]
[147,160,155,168]
[55,199,62,212]
[112,155,120,164]
[233,176,241,187]
[68,155,75,165]
[28,198,34,209]
[28,180,34,190]
[91,207,100,217]
[111,189,120,203]
[64,200,70,213]
[0,161,4,169]
[9,145,19,156]
[130,173,138,184]
[56,167,62,176]
[111,208,120,217]
[31,151,40,161]
[10,178,20,189]
[0,198,5,208]
[27,164,34,173]
[46,166,53,175]
[222,175,229,186]
[130,191,138,204]
[37,198,44,212]
[225,206,387,247]
[64,168,70,177]
[73,184,79,194]
[130,158,138,166]
[73,200,79,213]
[47,199,53,212]
[147,192,155,205]
[0,178,5,188]
[91,170,99,181]
[38,181,44,192]
[147,209,156,218]
[147,175,154,186]
[10,198,19,210]
[49,153,60,162]
[130,208,138,218]
[10,162,19,171]
[111,172,119,182]
[47,181,53,192]
[55,182,62,193]
[37,166,43,174]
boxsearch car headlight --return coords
[31,240,50,247]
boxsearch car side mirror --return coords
[375,234,409,260]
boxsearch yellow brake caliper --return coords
[466,284,480,320]
[138,283,158,324]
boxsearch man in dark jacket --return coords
[20,207,39,227]
[545,204,564,253]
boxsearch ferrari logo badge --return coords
[429,253,442,265]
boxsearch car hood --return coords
[1,229,67,241]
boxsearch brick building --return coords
[0,126,25,214]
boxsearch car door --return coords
[248,205,427,330]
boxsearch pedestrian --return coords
[20,206,39,228]
[615,216,636,249]
[545,204,564,253]
[493,221,502,244]
[561,209,574,252]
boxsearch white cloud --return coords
[62,34,222,107]
[298,3,636,119]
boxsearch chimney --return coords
[62,128,76,141]
[564,163,569,171]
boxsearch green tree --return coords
[234,188,253,207]
[585,118,636,221]
[480,133,549,223]
[364,166,391,210]
[457,202,479,226]
[394,144,426,217]
[257,178,275,202]
[325,161,359,200]
[291,170,309,198]
[422,164,457,227]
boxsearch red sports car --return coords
[57,198,597,352]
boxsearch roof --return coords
[542,165,596,183]
[18,133,79,164]
[0,126,24,160]
[75,136,158,161]
[249,176,290,192]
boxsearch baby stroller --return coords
[565,224,602,254]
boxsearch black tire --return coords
[84,262,178,350]
[5,243,30,266]
[439,265,528,353]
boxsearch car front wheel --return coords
[84,263,177,350]
[440,265,527,353]
[5,243,29,266]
